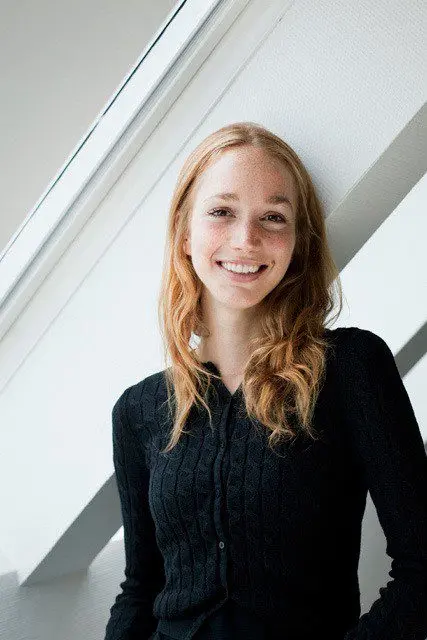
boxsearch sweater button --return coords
[219,541,225,550]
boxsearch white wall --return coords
[0,0,426,637]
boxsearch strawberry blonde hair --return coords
[157,121,343,454]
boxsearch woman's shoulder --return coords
[113,369,167,429]
[324,325,396,375]
[324,325,387,348]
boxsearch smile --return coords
[216,261,268,282]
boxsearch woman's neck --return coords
[195,341,251,377]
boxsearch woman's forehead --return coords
[192,150,296,203]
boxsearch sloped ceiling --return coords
[0,0,176,254]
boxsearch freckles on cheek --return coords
[276,230,295,249]
[193,234,216,259]
[200,224,226,249]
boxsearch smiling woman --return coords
[105,121,427,640]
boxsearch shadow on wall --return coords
[0,539,126,640]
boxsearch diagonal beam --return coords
[327,102,427,271]
[22,475,121,585]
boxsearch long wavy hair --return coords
[157,121,343,454]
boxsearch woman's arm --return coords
[338,328,427,640]
[104,385,165,640]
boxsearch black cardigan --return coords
[104,327,427,639]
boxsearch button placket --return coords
[212,394,235,587]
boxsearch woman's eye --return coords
[264,213,286,223]
[207,208,229,217]
[207,209,286,223]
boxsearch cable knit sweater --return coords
[104,327,427,639]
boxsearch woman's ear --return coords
[183,236,191,256]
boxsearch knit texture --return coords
[104,327,427,639]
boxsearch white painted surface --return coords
[0,0,176,253]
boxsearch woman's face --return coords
[183,146,297,311]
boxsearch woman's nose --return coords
[229,221,260,247]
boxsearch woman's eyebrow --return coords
[203,192,293,207]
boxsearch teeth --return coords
[220,261,262,274]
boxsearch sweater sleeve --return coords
[339,328,427,640]
[104,386,165,640]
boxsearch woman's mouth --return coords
[215,261,268,282]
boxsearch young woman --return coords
[104,122,427,639]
